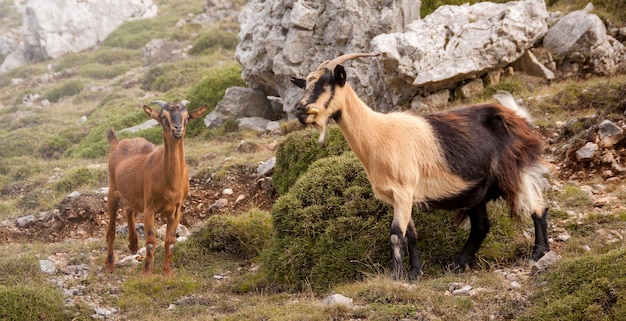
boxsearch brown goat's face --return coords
[144,101,208,140]
[292,65,347,143]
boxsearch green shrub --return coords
[91,47,140,65]
[0,128,41,158]
[272,125,351,195]
[43,80,84,103]
[39,127,85,159]
[78,63,129,79]
[53,167,108,193]
[190,209,273,260]
[184,63,246,137]
[54,53,90,72]
[262,153,531,292]
[0,285,88,321]
[189,30,238,55]
[520,248,626,321]
[102,17,176,49]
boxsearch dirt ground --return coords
[0,167,277,243]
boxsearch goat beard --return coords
[312,121,327,144]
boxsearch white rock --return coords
[322,293,353,307]
[39,259,56,275]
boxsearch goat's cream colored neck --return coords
[333,84,471,206]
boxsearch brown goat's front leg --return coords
[162,205,183,277]
[142,209,157,276]
[126,208,139,254]
[105,192,120,273]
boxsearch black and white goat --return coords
[291,53,550,280]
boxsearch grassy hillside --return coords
[0,0,625,320]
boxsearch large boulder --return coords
[371,0,550,110]
[543,4,626,76]
[0,0,158,73]
[203,86,282,129]
[235,0,420,118]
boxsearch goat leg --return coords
[531,208,550,261]
[390,231,405,280]
[126,208,139,254]
[162,206,183,277]
[406,219,423,280]
[105,193,120,273]
[451,204,490,272]
[142,210,157,276]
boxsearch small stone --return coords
[452,285,472,295]
[575,142,598,162]
[39,259,56,275]
[208,198,228,212]
[510,281,522,290]
[222,188,233,196]
[67,191,81,199]
[235,194,246,204]
[322,293,353,306]
[557,234,571,242]
[531,251,561,275]
[15,215,36,228]
[257,156,276,177]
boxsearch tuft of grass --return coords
[102,17,178,50]
[189,30,238,55]
[117,275,200,316]
[560,182,594,210]
[190,208,273,260]
[520,248,626,321]
[78,63,130,79]
[53,166,108,193]
[43,80,84,103]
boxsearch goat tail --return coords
[511,162,548,220]
[106,128,118,149]
[493,91,533,124]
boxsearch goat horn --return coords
[319,53,379,70]
[180,100,190,107]
[151,100,168,108]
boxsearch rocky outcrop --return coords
[0,0,158,74]
[235,0,420,117]
[543,4,625,77]
[371,0,549,109]
[236,0,624,116]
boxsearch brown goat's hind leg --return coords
[142,210,157,276]
[126,208,139,254]
[531,208,550,261]
[105,193,120,273]
[451,204,490,272]
[406,218,423,280]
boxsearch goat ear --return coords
[143,105,160,120]
[189,105,208,119]
[290,77,306,89]
[334,65,346,87]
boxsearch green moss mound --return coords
[272,125,352,195]
[263,153,532,292]
[190,209,273,260]
[0,285,87,321]
[520,249,626,321]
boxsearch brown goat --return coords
[105,100,207,276]
[291,53,550,280]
